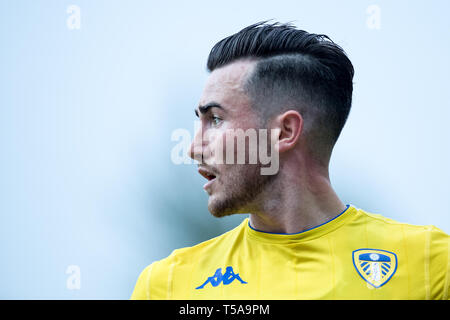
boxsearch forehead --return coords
[199,59,256,111]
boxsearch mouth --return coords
[198,167,217,190]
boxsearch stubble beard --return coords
[207,163,276,218]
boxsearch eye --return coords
[211,115,222,126]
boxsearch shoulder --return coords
[354,206,449,242]
[162,218,247,265]
[131,218,247,299]
[354,207,449,299]
[360,207,449,268]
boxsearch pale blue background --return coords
[0,0,449,299]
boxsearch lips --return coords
[198,166,217,191]
[198,167,216,180]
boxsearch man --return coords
[131,21,449,299]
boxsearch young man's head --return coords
[189,21,354,217]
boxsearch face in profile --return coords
[189,60,277,217]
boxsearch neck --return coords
[248,160,346,234]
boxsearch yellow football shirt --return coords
[130,205,449,299]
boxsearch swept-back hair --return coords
[207,21,354,158]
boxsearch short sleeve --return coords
[130,263,154,300]
[429,226,450,300]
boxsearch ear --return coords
[272,110,303,153]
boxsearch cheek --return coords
[207,119,260,165]
[218,164,250,185]
[205,130,228,162]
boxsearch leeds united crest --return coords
[352,249,397,288]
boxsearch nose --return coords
[189,126,204,163]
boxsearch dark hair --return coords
[207,21,354,158]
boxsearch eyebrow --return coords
[195,102,224,117]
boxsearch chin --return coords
[207,196,239,218]
[207,196,253,218]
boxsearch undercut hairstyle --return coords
[206,21,354,161]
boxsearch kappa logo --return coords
[352,248,398,288]
[195,266,247,289]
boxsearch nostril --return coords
[189,145,204,163]
[188,144,195,160]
